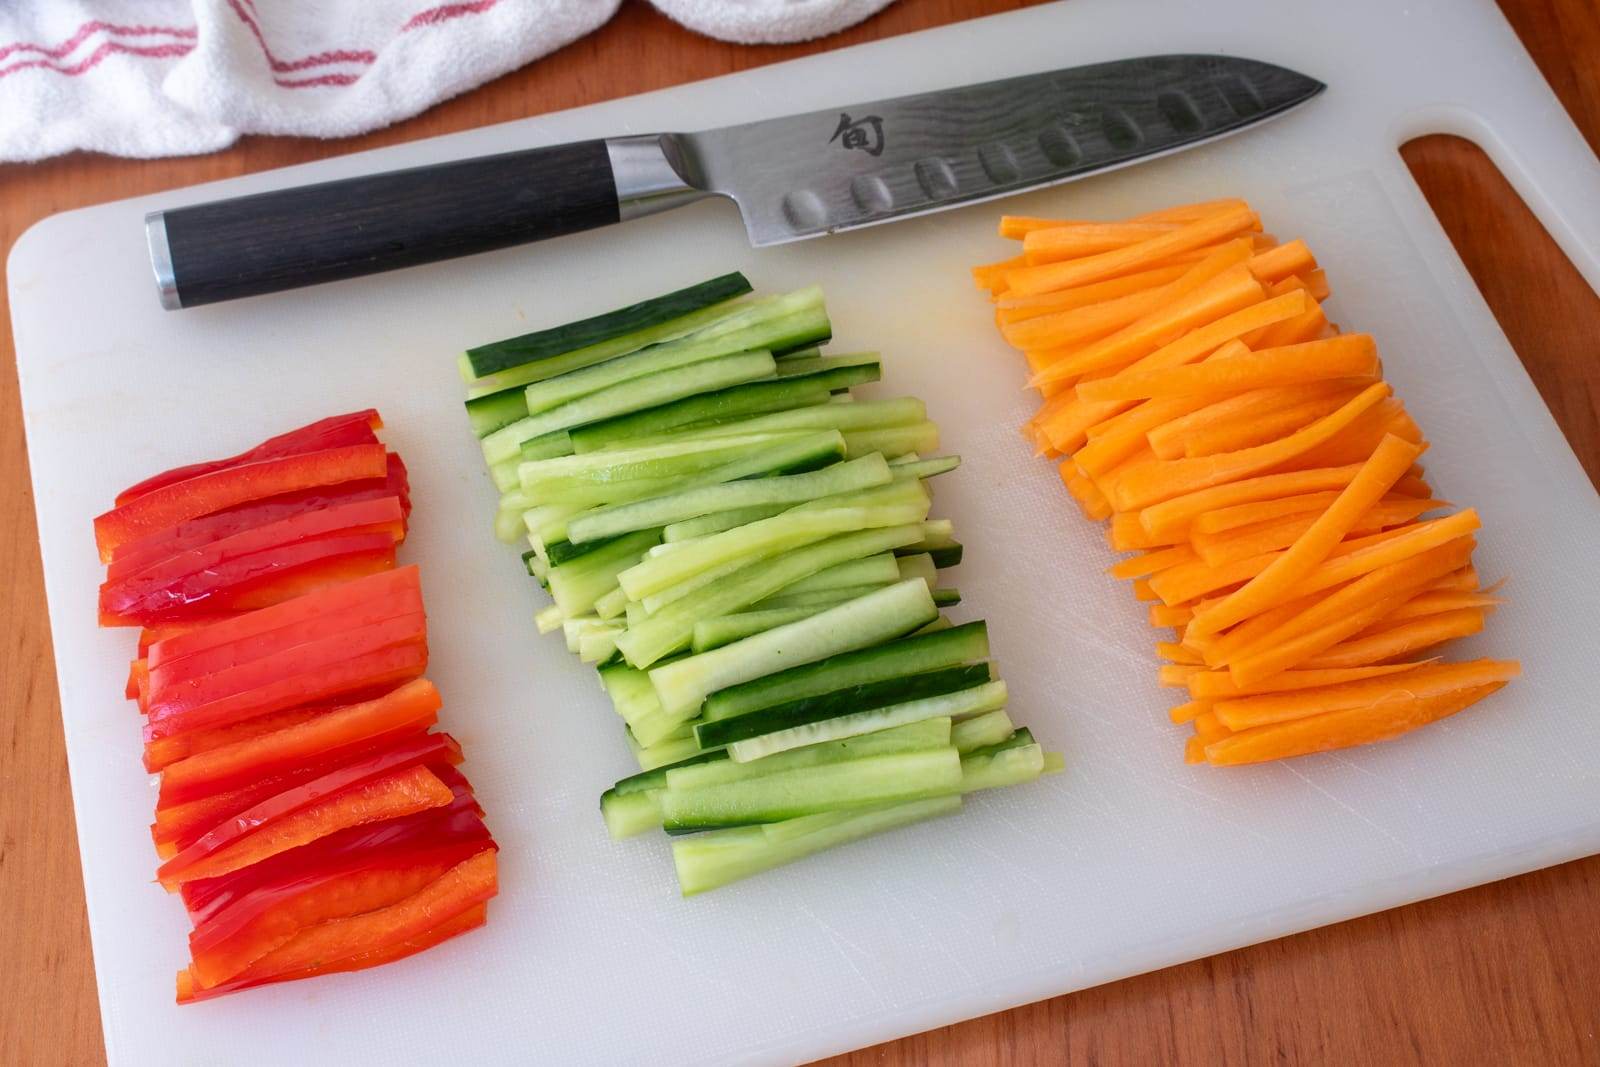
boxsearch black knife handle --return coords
[148,139,619,309]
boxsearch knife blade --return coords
[146,54,1323,310]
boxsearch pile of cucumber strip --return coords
[460,273,1061,894]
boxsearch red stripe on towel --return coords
[0,40,193,82]
[0,21,195,65]
[223,0,378,74]
[403,1,501,31]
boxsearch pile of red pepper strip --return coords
[93,411,497,1003]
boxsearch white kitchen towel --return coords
[648,0,897,45]
[0,0,898,164]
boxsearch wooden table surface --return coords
[4,1,1598,1062]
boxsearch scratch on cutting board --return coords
[1072,769,1138,830]
[1284,763,1416,859]
[1094,749,1272,844]
[1062,780,1126,831]
[796,901,888,1011]
[613,910,763,1013]
[895,879,982,986]
[1319,751,1386,781]
[1083,709,1126,732]
[1055,789,1119,822]
[1064,627,1150,678]
[964,835,1055,897]
[1154,775,1273,845]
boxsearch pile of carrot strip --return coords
[972,198,1519,766]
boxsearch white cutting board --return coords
[10,1,1600,1064]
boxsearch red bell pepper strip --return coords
[154,773,304,856]
[152,731,461,857]
[109,451,408,573]
[151,708,462,855]
[155,732,455,887]
[147,565,420,671]
[285,898,488,978]
[143,703,338,773]
[180,769,486,928]
[100,499,406,627]
[219,547,397,613]
[155,789,263,857]
[114,410,382,507]
[158,678,441,805]
[181,772,485,924]
[186,841,489,988]
[236,848,497,978]
[100,497,404,625]
[109,481,400,584]
[147,580,423,692]
[177,900,489,1004]
[153,736,449,856]
[136,619,223,658]
[148,710,457,857]
[99,528,401,627]
[148,610,426,720]
[146,612,426,732]
[151,698,460,850]
[112,488,378,577]
[177,849,498,999]
[191,857,459,988]
[125,659,146,702]
[159,762,454,889]
[106,493,403,595]
[145,640,428,743]
[425,763,481,809]
[387,450,412,519]
[154,769,472,867]
[94,443,388,562]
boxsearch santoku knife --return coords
[145,54,1323,310]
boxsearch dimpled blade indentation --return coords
[978,144,1020,184]
[1037,125,1081,167]
[913,158,959,199]
[1156,91,1204,134]
[850,175,894,214]
[781,190,829,230]
[1101,107,1143,151]
[1218,75,1264,117]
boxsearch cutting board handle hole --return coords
[1403,132,1600,488]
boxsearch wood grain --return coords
[2,1,1597,1063]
